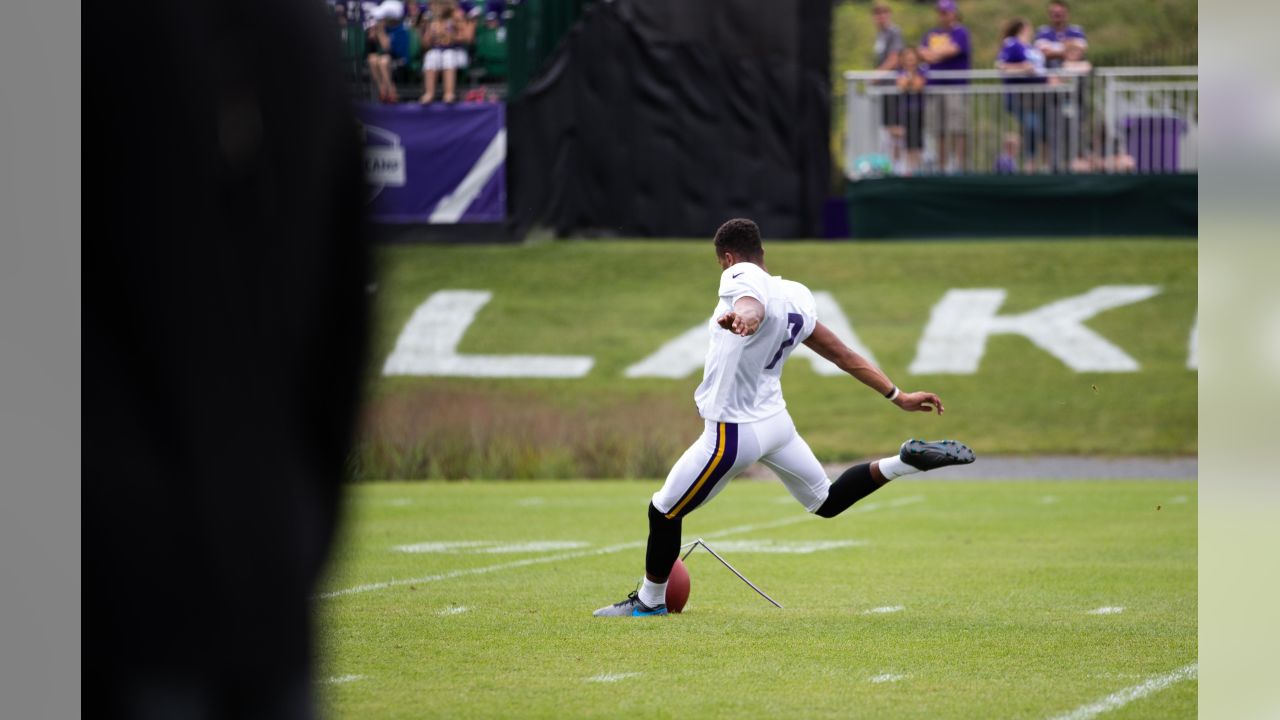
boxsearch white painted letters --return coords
[382,290,594,377]
[908,286,1161,374]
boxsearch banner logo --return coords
[362,124,406,201]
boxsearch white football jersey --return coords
[694,262,819,423]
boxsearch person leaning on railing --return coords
[917,0,971,174]
[870,3,906,169]
[1035,0,1089,171]
[995,18,1048,173]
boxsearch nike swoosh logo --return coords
[732,273,744,279]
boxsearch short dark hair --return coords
[1003,18,1028,39]
[713,218,764,261]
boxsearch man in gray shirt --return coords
[872,3,906,166]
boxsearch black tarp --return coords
[508,0,830,239]
[845,174,1198,239]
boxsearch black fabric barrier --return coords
[845,174,1198,239]
[508,0,830,239]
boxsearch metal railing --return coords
[843,66,1198,178]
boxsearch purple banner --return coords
[357,102,506,224]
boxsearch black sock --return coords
[645,502,681,580]
[815,462,887,518]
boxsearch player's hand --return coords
[716,311,760,337]
[894,390,945,415]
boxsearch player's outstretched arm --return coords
[802,321,945,415]
[716,296,765,337]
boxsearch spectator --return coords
[995,132,1020,174]
[420,0,468,104]
[996,18,1047,172]
[405,0,425,31]
[366,6,397,102]
[1034,0,1087,70]
[1070,120,1137,174]
[870,3,906,168]
[1035,1,1088,171]
[895,47,928,175]
[918,0,971,174]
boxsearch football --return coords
[666,558,691,613]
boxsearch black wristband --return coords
[884,385,899,401]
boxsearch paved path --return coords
[741,456,1197,481]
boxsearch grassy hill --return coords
[353,239,1196,480]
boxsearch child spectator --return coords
[995,132,1020,174]
[894,47,928,175]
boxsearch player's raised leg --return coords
[815,438,976,518]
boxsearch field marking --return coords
[516,497,546,507]
[321,512,819,599]
[321,674,365,685]
[437,606,469,616]
[586,672,642,683]
[862,605,905,615]
[774,494,922,509]
[1046,663,1197,720]
[1169,495,1188,504]
[1040,496,1060,505]
[1086,606,1125,615]
[701,539,867,554]
[869,673,907,683]
[393,540,592,554]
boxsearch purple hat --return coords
[936,0,957,12]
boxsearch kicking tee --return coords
[694,262,818,423]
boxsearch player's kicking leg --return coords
[812,438,975,517]
[759,421,975,518]
[594,420,756,617]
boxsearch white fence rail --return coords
[843,66,1198,178]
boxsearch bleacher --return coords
[337,1,512,102]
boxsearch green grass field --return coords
[317,478,1196,718]
[357,239,1196,480]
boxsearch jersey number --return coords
[764,313,804,370]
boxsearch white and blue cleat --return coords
[592,591,669,617]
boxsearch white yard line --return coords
[321,674,365,685]
[862,605,905,615]
[1046,663,1197,720]
[320,512,822,599]
[319,539,645,598]
[586,672,642,683]
[1086,606,1125,615]
[437,606,469,616]
[869,673,907,683]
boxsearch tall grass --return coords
[349,387,696,481]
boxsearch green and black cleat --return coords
[899,439,976,471]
